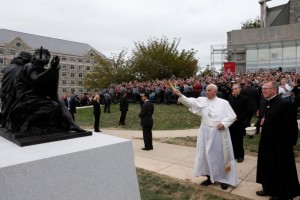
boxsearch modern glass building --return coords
[226,0,300,74]
[246,41,300,73]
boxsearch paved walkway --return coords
[93,128,300,200]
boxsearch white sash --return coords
[201,116,220,127]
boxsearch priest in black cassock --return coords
[228,83,248,163]
[256,81,300,200]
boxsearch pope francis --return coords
[170,82,238,190]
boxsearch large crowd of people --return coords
[71,68,300,114]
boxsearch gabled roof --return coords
[0,29,106,57]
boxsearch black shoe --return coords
[237,158,244,163]
[141,148,150,151]
[200,178,212,186]
[95,130,102,132]
[256,190,269,196]
[221,183,228,190]
[149,147,153,150]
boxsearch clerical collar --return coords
[267,94,277,101]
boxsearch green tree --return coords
[83,55,112,91]
[131,36,198,80]
[199,65,213,76]
[83,50,134,91]
[241,16,261,29]
[109,51,135,84]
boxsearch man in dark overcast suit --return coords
[240,79,260,129]
[119,91,129,125]
[139,92,154,151]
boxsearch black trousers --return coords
[94,113,100,131]
[229,124,245,159]
[142,125,153,149]
[104,100,111,113]
[244,112,255,127]
[119,111,127,125]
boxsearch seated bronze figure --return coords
[0,47,91,146]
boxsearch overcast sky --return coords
[1,0,288,67]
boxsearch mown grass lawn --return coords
[76,103,200,130]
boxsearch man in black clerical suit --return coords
[256,81,300,200]
[139,93,154,151]
[228,83,248,163]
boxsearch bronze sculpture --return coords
[0,47,91,146]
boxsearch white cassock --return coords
[179,95,239,186]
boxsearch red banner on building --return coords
[224,62,236,74]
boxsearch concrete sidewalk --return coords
[96,128,300,200]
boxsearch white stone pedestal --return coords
[0,133,141,200]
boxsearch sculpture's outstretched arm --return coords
[30,56,60,84]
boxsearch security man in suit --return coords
[240,79,260,128]
[139,93,154,151]
[241,79,260,139]
[119,92,129,125]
